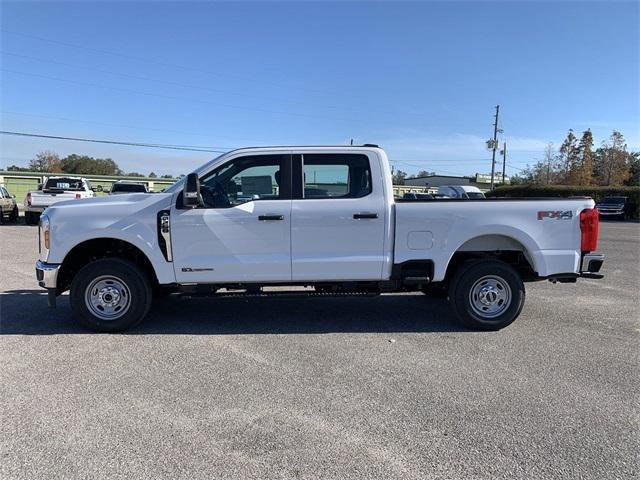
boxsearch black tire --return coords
[0,207,4,224]
[70,258,153,332]
[9,206,18,223]
[25,212,37,225]
[448,259,525,330]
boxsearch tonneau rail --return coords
[395,196,594,203]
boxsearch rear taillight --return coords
[580,208,599,253]
[75,193,81,200]
[27,192,31,206]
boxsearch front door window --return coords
[199,155,288,208]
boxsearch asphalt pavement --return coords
[1,220,638,479]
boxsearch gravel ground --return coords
[1,220,638,479]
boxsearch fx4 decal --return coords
[537,210,573,220]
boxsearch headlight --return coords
[39,213,50,260]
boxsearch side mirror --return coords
[183,172,201,208]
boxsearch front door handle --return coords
[258,215,284,221]
[353,213,378,219]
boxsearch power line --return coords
[0,29,395,104]
[1,68,361,123]
[0,130,228,153]
[506,163,526,171]
[1,130,533,174]
[0,50,431,120]
[1,110,234,143]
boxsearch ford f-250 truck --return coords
[35,146,604,332]
[24,176,95,224]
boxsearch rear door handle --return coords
[258,215,284,221]
[353,213,378,219]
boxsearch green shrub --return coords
[487,185,640,219]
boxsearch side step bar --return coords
[177,286,380,298]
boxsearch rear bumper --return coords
[581,253,604,274]
[545,253,605,283]
[25,206,46,213]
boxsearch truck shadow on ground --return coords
[0,290,472,335]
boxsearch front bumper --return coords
[596,208,624,216]
[36,260,60,289]
[36,260,61,307]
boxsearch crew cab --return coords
[35,146,604,332]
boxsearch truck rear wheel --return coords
[448,259,525,330]
[70,258,152,332]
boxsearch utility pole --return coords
[501,142,507,185]
[489,104,500,190]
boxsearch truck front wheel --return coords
[9,205,19,223]
[448,260,525,330]
[70,258,152,332]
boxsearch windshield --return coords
[112,183,147,193]
[43,178,84,191]
[466,192,485,199]
[600,197,626,204]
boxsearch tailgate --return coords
[30,192,78,207]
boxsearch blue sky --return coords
[1,0,638,177]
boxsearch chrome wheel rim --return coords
[469,275,512,319]
[85,275,131,321]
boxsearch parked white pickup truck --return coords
[24,176,95,224]
[35,146,604,332]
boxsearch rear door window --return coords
[301,154,371,199]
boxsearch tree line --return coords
[5,151,174,179]
[391,170,435,185]
[514,130,639,186]
[391,130,638,187]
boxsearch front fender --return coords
[46,194,176,284]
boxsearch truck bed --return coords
[394,197,595,281]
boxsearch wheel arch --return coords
[57,237,160,294]
[441,232,539,283]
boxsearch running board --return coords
[178,287,380,299]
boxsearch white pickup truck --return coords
[24,176,95,224]
[35,146,604,332]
